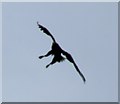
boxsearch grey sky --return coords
[0,2,2,103]
[2,2,118,102]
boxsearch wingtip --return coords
[83,79,86,84]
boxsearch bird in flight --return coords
[37,22,86,83]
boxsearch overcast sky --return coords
[2,2,118,102]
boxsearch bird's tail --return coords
[37,22,56,43]
[58,55,65,62]
[73,62,86,83]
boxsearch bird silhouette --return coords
[37,22,86,83]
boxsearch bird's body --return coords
[51,42,65,62]
[37,22,86,83]
[51,42,62,55]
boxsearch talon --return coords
[46,65,49,68]
[39,56,43,59]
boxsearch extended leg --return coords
[46,57,57,68]
[39,50,52,59]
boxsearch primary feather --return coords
[37,22,56,42]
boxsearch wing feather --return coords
[62,50,86,83]
[37,22,56,42]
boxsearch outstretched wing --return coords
[37,22,56,42]
[73,62,86,83]
[62,50,86,83]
